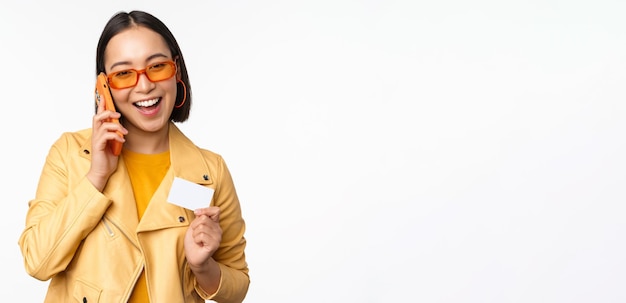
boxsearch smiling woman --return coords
[9,2,626,303]
[17,10,249,303]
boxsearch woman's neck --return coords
[122,123,170,154]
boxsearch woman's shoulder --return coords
[57,128,92,143]
[196,146,222,159]
[170,123,225,161]
[50,128,92,151]
[191,146,228,171]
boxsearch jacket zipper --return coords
[102,218,115,237]
[101,216,143,302]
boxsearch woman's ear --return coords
[175,57,182,80]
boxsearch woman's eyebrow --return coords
[146,53,169,61]
[109,60,132,71]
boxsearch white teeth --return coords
[135,98,159,107]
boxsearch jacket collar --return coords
[78,122,213,185]
[79,122,214,240]
[168,122,214,186]
[137,123,215,233]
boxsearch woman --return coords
[18,10,249,303]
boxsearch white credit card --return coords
[167,177,215,210]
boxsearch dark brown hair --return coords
[96,10,191,122]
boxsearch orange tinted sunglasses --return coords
[107,60,177,89]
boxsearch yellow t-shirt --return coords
[123,148,170,303]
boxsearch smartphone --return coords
[95,73,124,156]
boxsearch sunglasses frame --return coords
[107,60,177,89]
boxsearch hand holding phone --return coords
[95,73,124,156]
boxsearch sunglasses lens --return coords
[147,62,176,82]
[110,70,138,89]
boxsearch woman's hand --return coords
[184,206,222,268]
[184,206,223,294]
[86,99,127,191]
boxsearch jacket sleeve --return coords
[195,154,250,303]
[18,133,112,281]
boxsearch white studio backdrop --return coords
[1,1,625,302]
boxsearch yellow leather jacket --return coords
[19,123,249,303]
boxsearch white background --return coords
[2,1,625,302]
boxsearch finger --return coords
[94,113,126,133]
[96,110,122,123]
[192,224,222,248]
[194,206,220,221]
[190,214,220,231]
[95,92,105,114]
[103,120,127,137]
[93,111,118,130]
[100,129,126,144]
[193,223,221,238]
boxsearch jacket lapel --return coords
[78,131,141,247]
[80,123,215,236]
[137,123,214,233]
[102,157,141,245]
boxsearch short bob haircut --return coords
[96,10,191,122]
